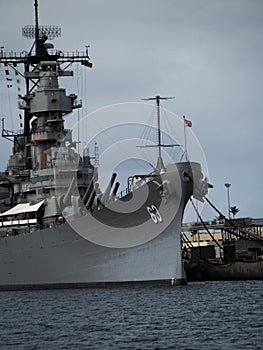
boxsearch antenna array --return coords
[22,25,61,40]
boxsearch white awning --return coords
[0,200,45,217]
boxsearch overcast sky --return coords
[0,0,262,220]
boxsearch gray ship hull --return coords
[0,162,200,290]
[0,219,181,290]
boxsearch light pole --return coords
[225,183,231,219]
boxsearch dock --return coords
[181,217,263,281]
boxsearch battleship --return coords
[0,1,209,290]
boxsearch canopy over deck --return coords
[0,200,45,217]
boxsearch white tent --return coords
[0,200,45,217]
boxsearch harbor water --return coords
[0,280,262,350]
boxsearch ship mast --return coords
[34,0,40,53]
[142,95,174,171]
[0,0,92,170]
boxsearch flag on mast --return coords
[183,116,192,127]
[183,115,192,161]
[81,60,93,68]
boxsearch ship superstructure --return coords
[0,0,93,227]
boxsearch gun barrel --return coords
[101,173,117,206]
[109,181,120,201]
[62,176,76,206]
[82,180,94,206]
[85,189,96,210]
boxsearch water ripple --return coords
[0,281,262,349]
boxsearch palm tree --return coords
[230,206,240,218]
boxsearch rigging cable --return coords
[204,196,263,242]
[189,197,223,252]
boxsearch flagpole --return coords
[183,116,189,161]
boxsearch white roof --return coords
[0,200,45,217]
